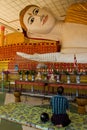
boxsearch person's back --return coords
[51,86,71,128]
[51,94,69,114]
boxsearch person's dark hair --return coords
[57,86,64,95]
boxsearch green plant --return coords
[53,69,60,75]
[30,70,36,75]
[43,72,48,77]
[63,70,70,75]
[73,70,81,75]
[25,70,29,75]
[18,70,23,75]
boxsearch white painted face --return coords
[23,5,56,34]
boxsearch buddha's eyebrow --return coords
[28,13,32,15]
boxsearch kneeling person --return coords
[50,86,71,127]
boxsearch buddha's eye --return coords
[28,17,34,24]
[33,8,39,15]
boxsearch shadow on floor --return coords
[0,92,6,106]
[0,119,22,130]
[0,92,22,130]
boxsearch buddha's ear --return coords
[22,28,28,38]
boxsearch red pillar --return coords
[0,26,5,46]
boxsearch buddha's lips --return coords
[42,15,48,25]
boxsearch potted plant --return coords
[63,70,71,84]
[30,70,36,75]
[73,70,81,84]
[30,70,36,81]
[14,88,21,102]
[25,70,29,75]
[53,69,60,75]
[41,71,48,81]
[24,70,30,81]
[53,69,61,83]
[18,70,23,75]
[18,70,23,80]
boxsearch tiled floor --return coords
[3,92,87,130]
[4,93,50,130]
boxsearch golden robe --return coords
[65,2,87,25]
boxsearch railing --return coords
[15,80,87,99]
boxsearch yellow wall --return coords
[0,61,9,71]
[5,32,24,45]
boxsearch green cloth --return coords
[0,102,86,130]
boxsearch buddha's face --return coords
[23,5,56,34]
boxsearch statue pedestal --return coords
[76,97,87,114]
[14,91,21,102]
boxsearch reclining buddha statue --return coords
[17,2,87,63]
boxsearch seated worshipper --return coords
[50,86,71,128]
[19,2,87,54]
